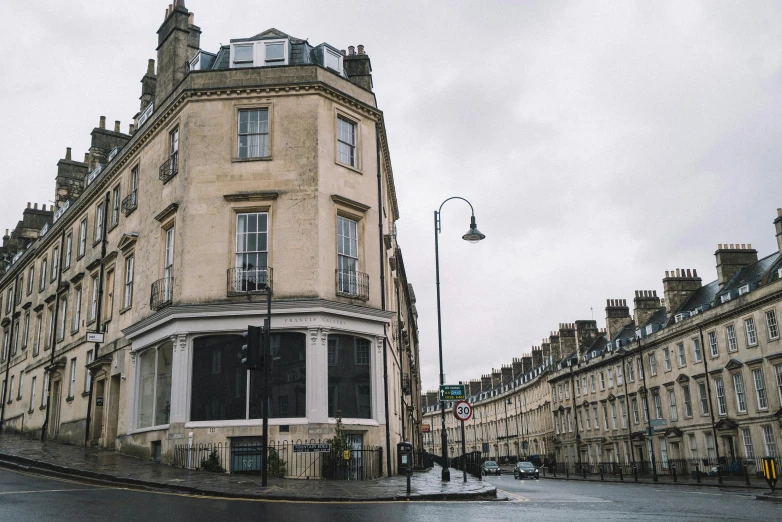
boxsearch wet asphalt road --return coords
[0,467,779,521]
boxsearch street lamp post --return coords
[434,197,485,482]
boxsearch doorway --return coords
[91,379,105,445]
[47,380,61,440]
[105,375,121,450]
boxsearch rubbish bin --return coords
[397,442,412,475]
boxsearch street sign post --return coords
[453,400,472,484]
[761,457,777,493]
[439,384,466,401]
[453,400,472,422]
[86,331,104,343]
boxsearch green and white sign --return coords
[439,384,466,401]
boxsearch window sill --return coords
[119,306,131,315]
[27,409,34,415]
[335,160,363,175]
[39,405,46,411]
[66,396,74,403]
[82,391,91,397]
[232,156,272,163]
[747,344,758,348]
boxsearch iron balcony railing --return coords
[121,191,137,215]
[335,269,369,300]
[227,267,272,295]
[159,151,178,183]
[150,276,173,310]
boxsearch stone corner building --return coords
[423,208,782,477]
[0,1,423,474]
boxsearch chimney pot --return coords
[653,290,657,296]
[114,120,120,132]
[718,244,722,249]
[26,202,31,209]
[348,45,355,55]
[357,44,365,55]
[665,270,669,277]
[99,116,106,129]
[747,244,752,249]
[42,204,46,211]
[686,269,691,277]
[676,268,681,277]
[778,208,782,217]
[34,203,38,209]
[147,59,156,76]
[693,269,697,277]
[188,13,194,24]
[65,147,72,161]
[129,123,135,134]
[84,152,90,163]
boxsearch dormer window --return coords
[738,284,750,296]
[230,40,289,68]
[720,293,732,304]
[264,42,285,65]
[324,48,342,73]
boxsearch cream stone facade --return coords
[423,208,782,476]
[0,1,421,475]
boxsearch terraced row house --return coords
[0,1,421,475]
[423,208,782,477]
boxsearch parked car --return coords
[481,461,501,476]
[514,461,540,479]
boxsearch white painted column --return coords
[374,335,386,423]
[307,327,329,423]
[169,334,189,424]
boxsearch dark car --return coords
[481,461,501,476]
[514,461,540,479]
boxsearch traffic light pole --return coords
[261,289,272,487]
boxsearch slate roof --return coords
[677,280,720,315]
[641,307,668,328]
[200,28,346,76]
[715,252,781,299]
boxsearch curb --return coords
[755,494,782,503]
[538,474,767,490]
[0,452,496,502]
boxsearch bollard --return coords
[583,466,587,480]
[619,465,623,481]
[672,463,677,483]
[696,464,701,484]
[599,465,604,481]
[553,466,557,478]
[543,467,546,477]
[744,465,750,486]
[717,466,723,485]
[566,467,569,479]
[633,465,638,483]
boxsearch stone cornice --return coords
[223,192,280,202]
[331,194,371,213]
[154,203,179,223]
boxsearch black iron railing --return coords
[335,269,369,300]
[227,267,272,295]
[150,276,173,310]
[121,191,137,215]
[159,151,178,183]
[173,439,384,480]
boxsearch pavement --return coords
[0,434,495,502]
[498,463,775,491]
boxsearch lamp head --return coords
[462,215,485,244]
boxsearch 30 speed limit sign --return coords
[453,400,472,421]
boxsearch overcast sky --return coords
[1,0,781,393]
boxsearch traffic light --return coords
[241,325,262,370]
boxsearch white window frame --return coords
[324,47,343,73]
[88,274,99,323]
[692,337,702,362]
[230,39,289,68]
[29,375,36,412]
[733,373,747,413]
[72,287,82,332]
[668,389,678,421]
[237,108,270,159]
[663,348,671,371]
[745,317,757,346]
[68,357,77,398]
[767,309,779,340]
[682,385,693,417]
[39,258,47,291]
[58,297,67,341]
[697,381,709,416]
[715,377,726,416]
[762,426,777,458]
[708,331,718,357]
[51,247,59,282]
[616,365,623,385]
[94,204,104,243]
[648,353,657,376]
[741,427,755,459]
[336,115,358,168]
[726,325,738,352]
[78,218,87,257]
[775,363,782,404]
[65,233,72,269]
[85,350,94,393]
[752,368,767,410]
[123,255,134,309]
[33,314,42,356]
[111,186,120,228]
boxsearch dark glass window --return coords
[327,334,372,419]
[250,333,306,419]
[191,335,247,421]
[191,332,306,421]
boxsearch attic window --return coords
[230,40,289,69]
[738,284,750,296]
[325,48,342,73]
[232,44,254,68]
[720,293,732,304]
[645,325,653,335]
